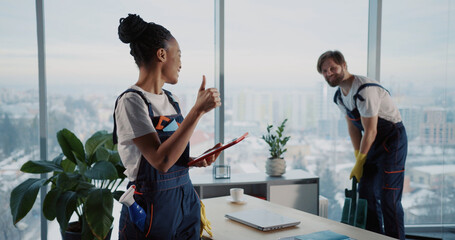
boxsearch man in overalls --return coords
[317,50,407,240]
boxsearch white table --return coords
[201,194,395,240]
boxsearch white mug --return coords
[230,188,244,202]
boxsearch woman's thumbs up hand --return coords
[194,75,221,114]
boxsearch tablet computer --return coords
[187,132,248,166]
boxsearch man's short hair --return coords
[317,50,346,74]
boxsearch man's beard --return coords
[325,70,345,87]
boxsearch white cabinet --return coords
[191,169,319,215]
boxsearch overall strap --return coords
[333,88,341,104]
[333,87,351,112]
[112,89,154,144]
[162,89,181,114]
[353,83,390,109]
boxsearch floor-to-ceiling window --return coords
[0,2,41,239]
[382,0,454,237]
[1,1,213,239]
[43,0,214,237]
[224,0,368,220]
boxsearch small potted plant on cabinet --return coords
[10,128,126,240]
[262,119,291,177]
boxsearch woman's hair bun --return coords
[118,14,149,44]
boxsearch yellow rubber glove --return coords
[354,149,359,158]
[200,200,212,237]
[350,152,367,182]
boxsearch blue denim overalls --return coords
[114,89,200,240]
[334,83,407,240]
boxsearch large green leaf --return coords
[92,147,110,166]
[107,150,125,178]
[107,149,121,165]
[75,181,95,198]
[10,178,46,224]
[81,215,96,240]
[76,157,88,176]
[20,160,63,173]
[104,133,115,150]
[52,153,64,166]
[56,191,78,232]
[85,188,114,240]
[84,161,118,180]
[56,172,80,191]
[61,158,76,173]
[43,188,61,220]
[57,128,85,165]
[85,130,109,157]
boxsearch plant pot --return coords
[265,158,286,177]
[62,222,113,240]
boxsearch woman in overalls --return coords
[114,14,221,239]
[317,50,407,240]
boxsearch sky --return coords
[0,0,453,94]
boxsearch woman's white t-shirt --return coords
[115,85,179,181]
[336,75,402,123]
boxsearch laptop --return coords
[225,209,301,231]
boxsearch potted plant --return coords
[262,119,291,177]
[10,128,126,240]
